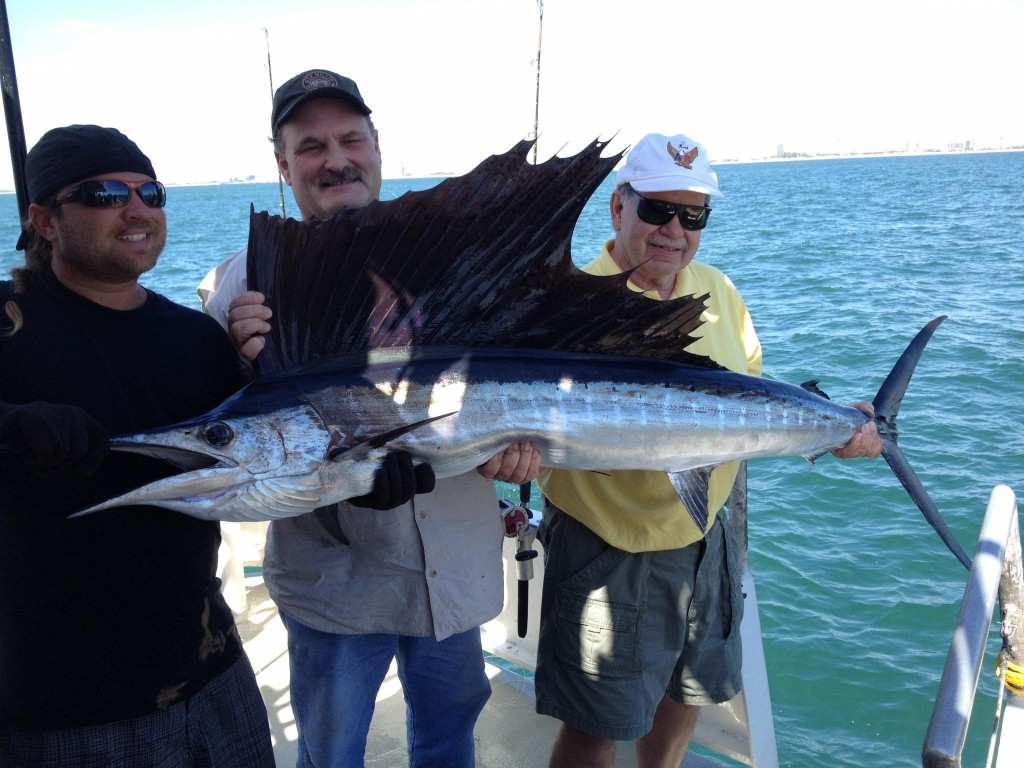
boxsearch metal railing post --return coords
[922,485,1019,768]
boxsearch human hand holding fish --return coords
[227,290,272,361]
[347,450,435,509]
[831,402,882,459]
[477,441,542,484]
[0,400,109,475]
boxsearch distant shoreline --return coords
[1,147,1021,193]
[714,146,1024,166]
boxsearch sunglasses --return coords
[621,185,711,231]
[55,179,167,209]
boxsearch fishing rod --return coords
[531,0,543,165]
[0,0,28,226]
[264,26,286,217]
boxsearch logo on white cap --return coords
[667,141,699,169]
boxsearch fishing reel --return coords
[500,485,539,638]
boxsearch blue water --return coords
[2,151,1022,767]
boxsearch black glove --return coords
[348,451,436,510]
[0,401,109,476]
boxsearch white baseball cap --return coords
[615,133,723,198]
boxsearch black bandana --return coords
[25,125,157,205]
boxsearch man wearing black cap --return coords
[198,68,383,332]
[0,125,274,766]
[197,69,539,768]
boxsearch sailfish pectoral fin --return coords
[326,411,458,461]
[668,465,717,533]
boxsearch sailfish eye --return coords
[203,422,234,447]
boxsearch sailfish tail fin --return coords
[873,316,971,570]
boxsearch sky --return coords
[1,0,1022,188]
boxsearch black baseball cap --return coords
[271,69,372,133]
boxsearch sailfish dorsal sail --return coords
[245,138,720,374]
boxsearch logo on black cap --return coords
[301,71,340,91]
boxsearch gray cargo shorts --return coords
[534,500,744,740]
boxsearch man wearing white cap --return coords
[534,133,880,767]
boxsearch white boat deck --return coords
[226,482,1024,768]
[229,522,734,768]
[237,579,729,768]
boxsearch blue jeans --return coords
[280,611,490,768]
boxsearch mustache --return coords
[316,167,364,186]
[648,237,688,250]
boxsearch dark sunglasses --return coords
[621,185,711,231]
[55,179,167,209]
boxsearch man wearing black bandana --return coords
[0,125,275,766]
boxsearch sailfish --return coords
[76,138,971,570]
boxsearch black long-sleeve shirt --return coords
[0,270,246,729]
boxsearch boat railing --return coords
[922,484,1022,768]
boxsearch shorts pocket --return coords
[554,548,643,678]
[690,515,743,681]
[720,515,745,643]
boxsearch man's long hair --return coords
[4,210,56,335]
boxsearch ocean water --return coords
[2,151,1022,767]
